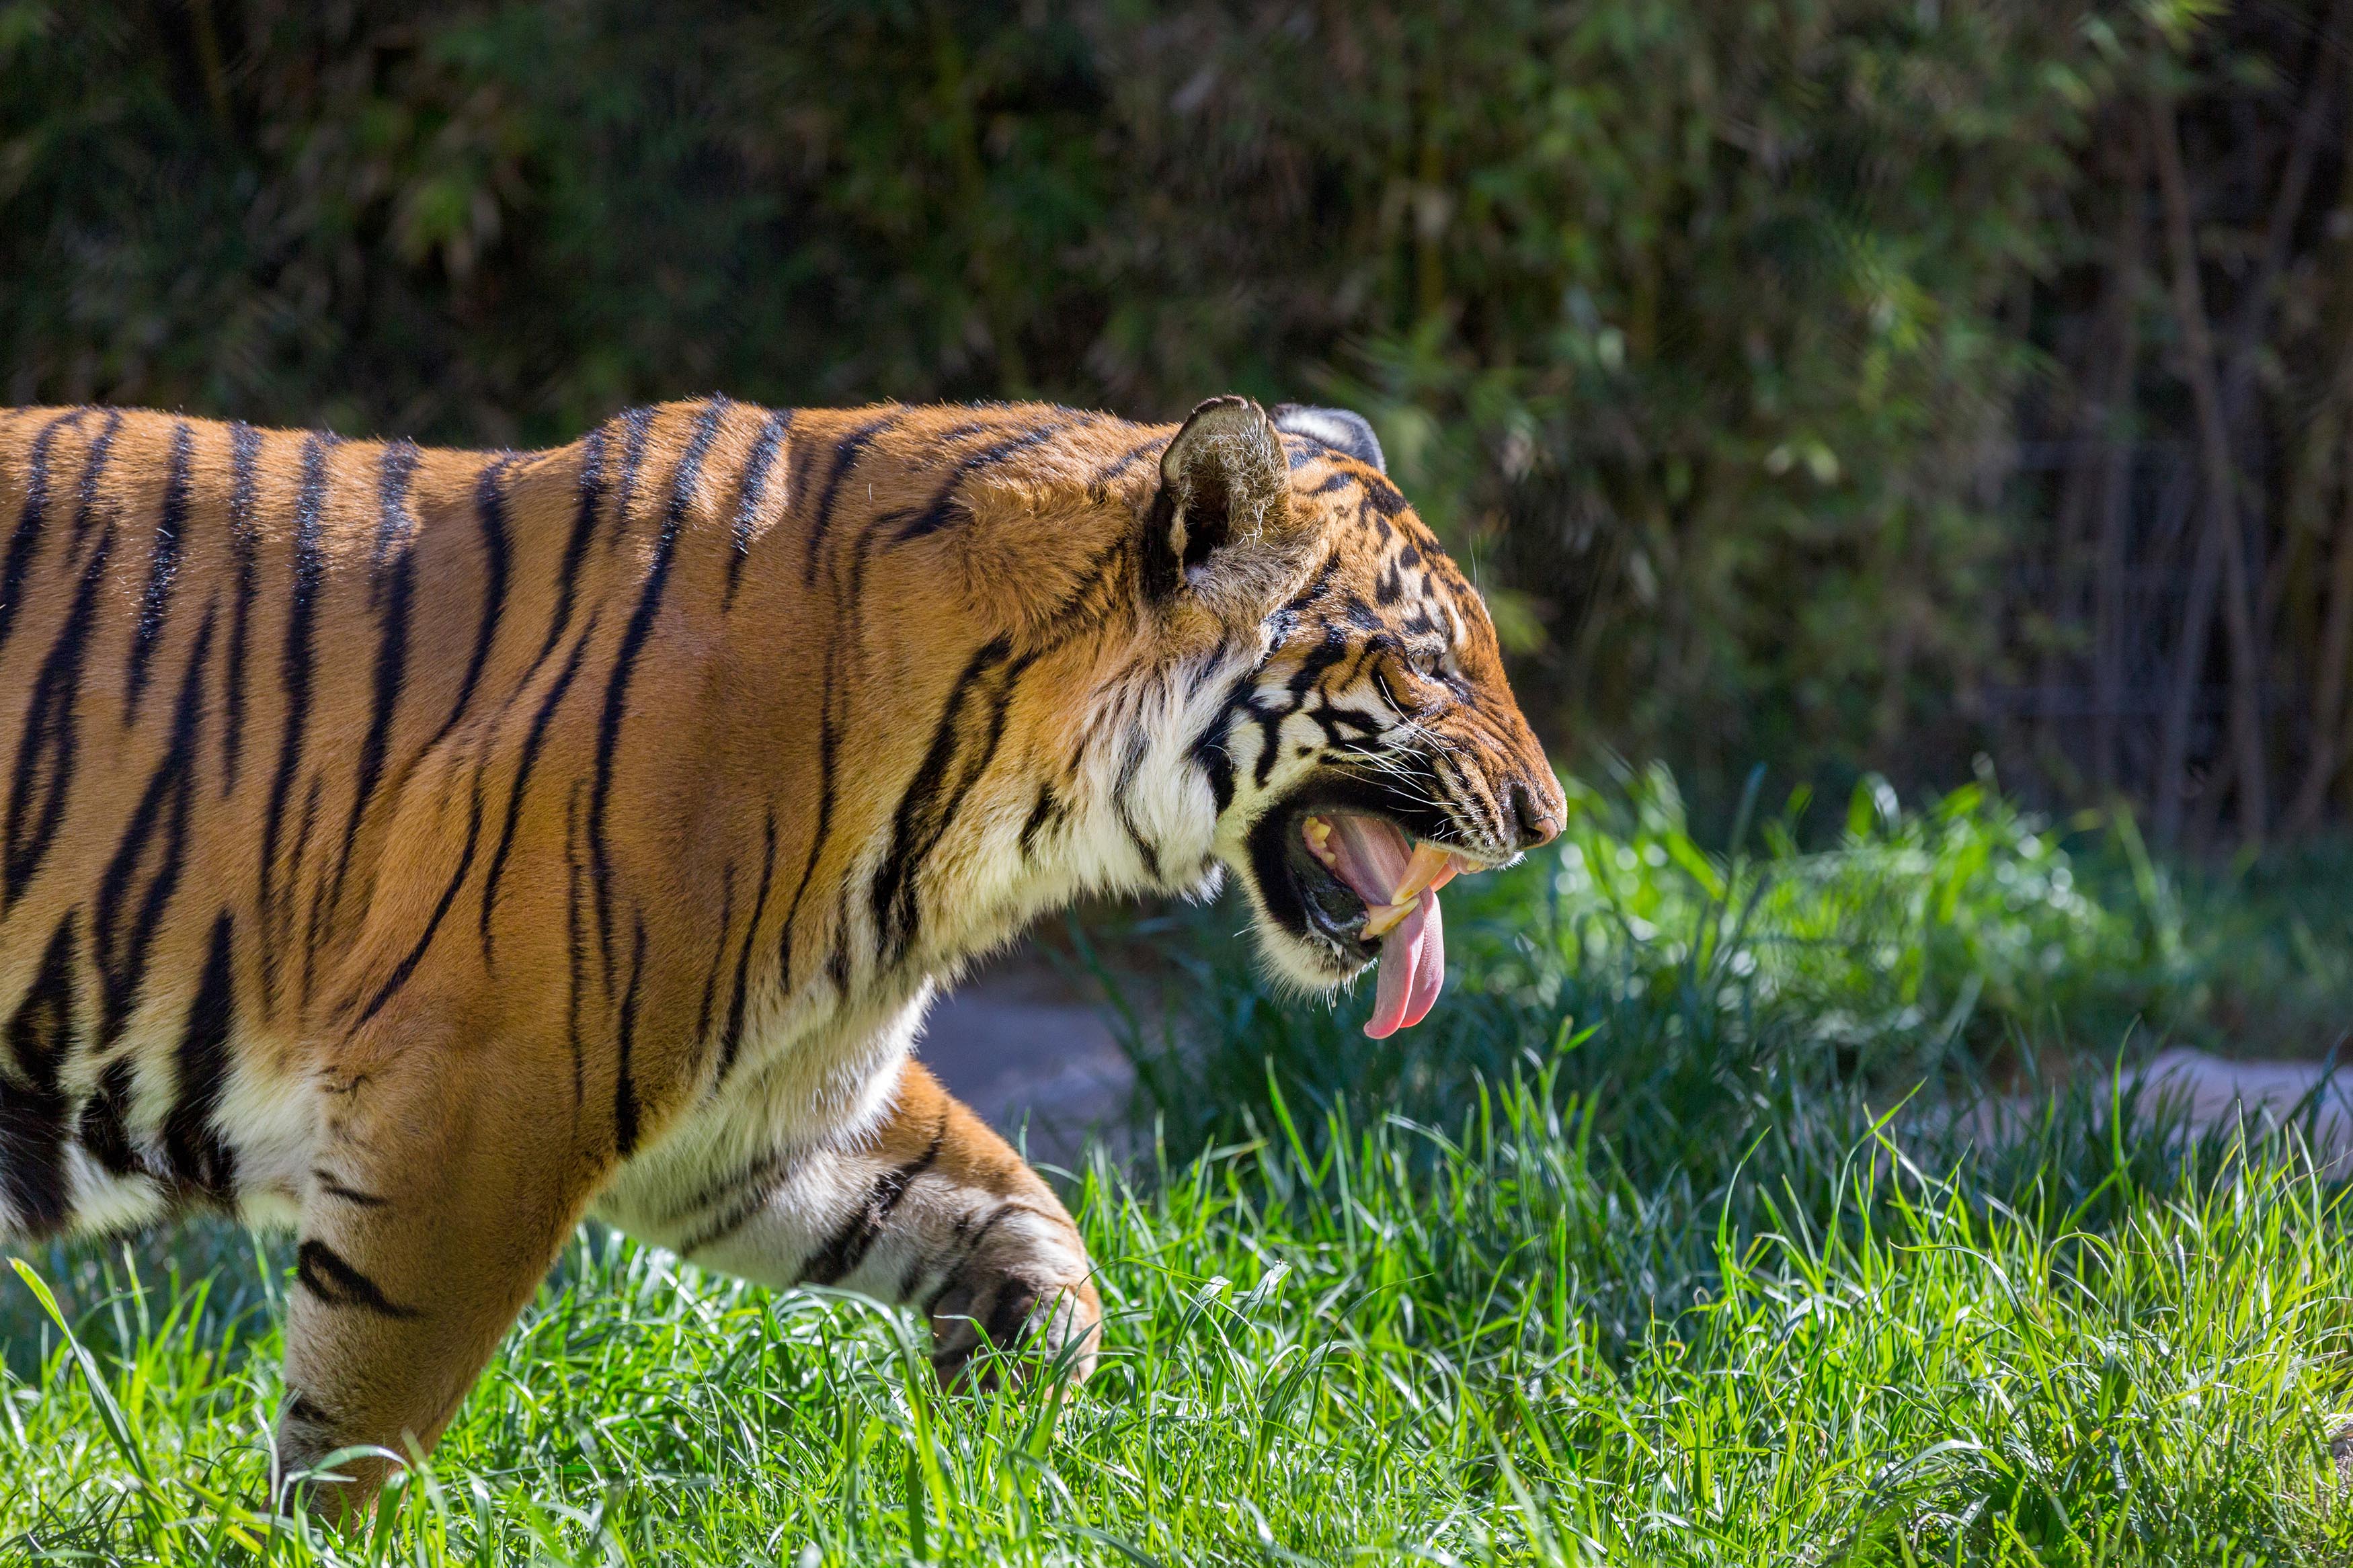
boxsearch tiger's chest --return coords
[584,977,935,1247]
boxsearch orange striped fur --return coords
[0,395,1560,1510]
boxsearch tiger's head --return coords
[1140,397,1565,1037]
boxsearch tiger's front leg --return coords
[275,1015,610,1520]
[621,1058,1102,1385]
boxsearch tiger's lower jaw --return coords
[1232,876,1378,996]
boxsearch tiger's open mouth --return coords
[1270,804,1479,1039]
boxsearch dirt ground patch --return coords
[914,952,1134,1168]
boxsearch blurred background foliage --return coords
[4,0,2350,843]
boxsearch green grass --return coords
[3,774,2350,1565]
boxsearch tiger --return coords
[0,392,1562,1510]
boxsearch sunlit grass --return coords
[3,775,2350,1564]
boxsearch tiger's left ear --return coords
[1145,396,1293,598]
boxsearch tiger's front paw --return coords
[924,1207,1101,1386]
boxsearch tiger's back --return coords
[0,401,1126,1237]
[0,406,541,1238]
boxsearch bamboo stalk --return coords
[2088,128,2147,796]
[2149,91,2270,846]
[2218,0,2348,421]
[2289,425,2353,833]
[2285,34,2353,836]
[2154,503,2223,845]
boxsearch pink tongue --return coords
[1325,814,1412,895]
[1363,889,1445,1040]
[1318,813,1450,1039]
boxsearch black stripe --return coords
[1,917,73,1079]
[725,409,791,604]
[1250,699,1289,790]
[221,423,262,793]
[0,409,87,660]
[478,614,600,964]
[1094,434,1164,490]
[1029,530,1138,636]
[982,1278,1043,1350]
[868,636,1035,967]
[258,434,331,1005]
[94,608,215,1044]
[368,440,421,577]
[1358,475,1409,522]
[785,412,1001,987]
[67,409,123,556]
[677,1181,784,1258]
[281,1391,332,1432]
[295,1239,417,1319]
[1193,727,1238,815]
[0,917,79,1237]
[588,399,725,988]
[420,455,515,757]
[826,894,853,993]
[1285,625,1353,702]
[162,912,238,1198]
[889,421,1069,543]
[77,1057,138,1178]
[693,862,737,1047]
[324,443,420,927]
[563,784,588,1107]
[663,1143,789,1230]
[1243,626,1349,791]
[776,649,838,993]
[613,919,645,1157]
[3,520,114,911]
[524,422,606,681]
[1279,548,1342,621]
[921,1202,1019,1317]
[352,765,485,1028]
[716,810,778,1078]
[773,417,900,988]
[1140,483,1181,598]
[1190,666,1257,817]
[775,526,865,991]
[312,1169,388,1208]
[124,421,194,720]
[674,1149,795,1258]
[290,774,327,1006]
[1019,784,1059,861]
[801,414,898,589]
[1113,733,1162,881]
[799,1120,947,1288]
[606,406,656,548]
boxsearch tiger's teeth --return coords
[1388,843,1466,908]
[1303,815,1339,870]
[1362,900,1414,938]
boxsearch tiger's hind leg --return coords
[274,1016,603,1519]
[635,1058,1102,1386]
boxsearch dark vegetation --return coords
[9,1,2353,839]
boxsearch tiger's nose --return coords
[1507,780,1560,850]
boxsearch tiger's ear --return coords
[1271,403,1386,474]
[1145,396,1291,598]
